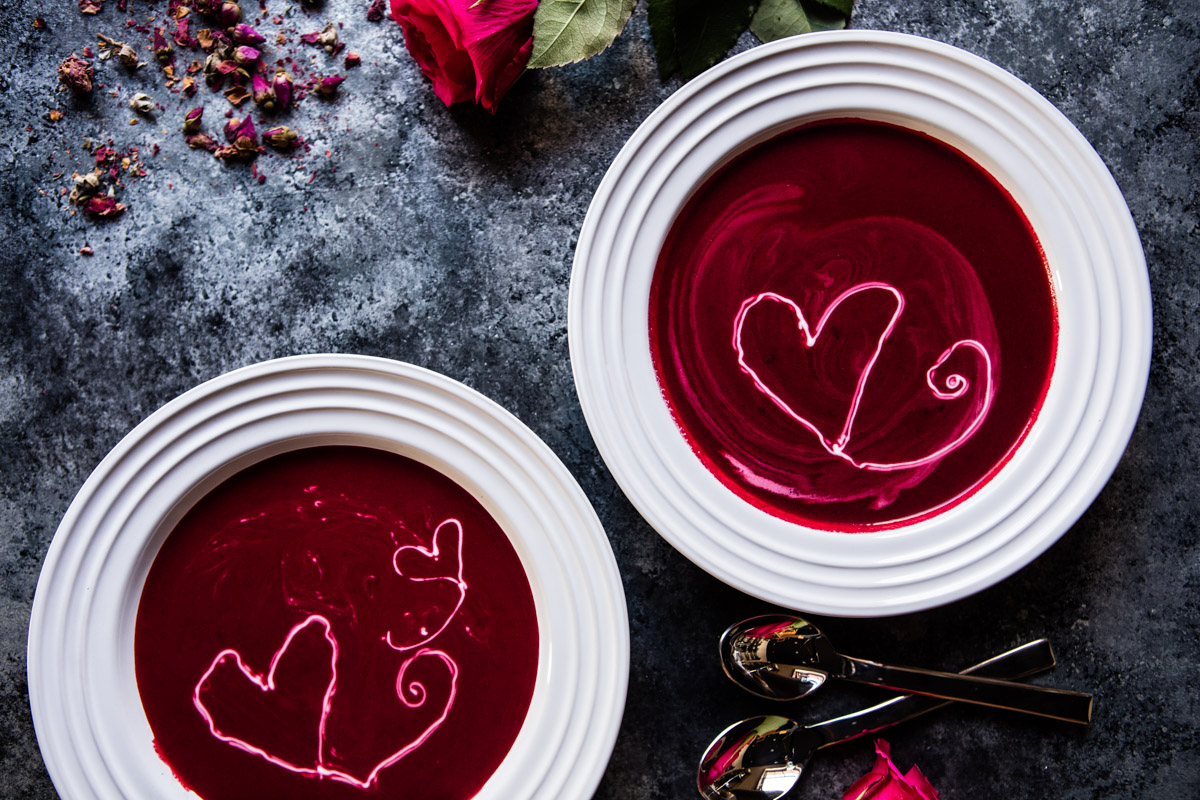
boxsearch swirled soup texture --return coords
[136,446,539,799]
[650,120,1057,531]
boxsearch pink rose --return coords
[843,740,941,800]
[390,0,536,112]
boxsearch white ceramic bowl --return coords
[569,31,1150,616]
[28,355,629,800]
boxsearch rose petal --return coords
[842,741,940,800]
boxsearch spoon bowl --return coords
[697,716,807,800]
[720,616,837,700]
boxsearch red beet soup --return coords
[649,120,1057,530]
[136,446,539,799]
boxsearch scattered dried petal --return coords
[181,76,197,95]
[80,246,95,255]
[49,109,64,122]
[344,51,361,69]
[83,192,126,218]
[315,74,344,98]
[186,132,219,151]
[128,92,155,114]
[58,54,95,93]
[173,18,194,48]
[263,125,298,149]
[223,84,251,105]
[34,16,47,28]
[271,69,293,110]
[183,106,204,132]
[196,28,215,51]
[78,0,103,15]
[231,24,265,45]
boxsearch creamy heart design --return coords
[193,519,466,789]
[385,519,467,653]
[733,283,995,471]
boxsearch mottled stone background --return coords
[2,0,1197,798]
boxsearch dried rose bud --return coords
[78,0,103,15]
[117,42,139,67]
[233,45,260,66]
[186,132,218,151]
[128,92,155,114]
[366,0,386,22]
[315,74,345,98]
[231,24,264,45]
[251,72,275,111]
[153,27,173,61]
[218,0,241,27]
[182,106,204,132]
[271,69,293,109]
[80,246,94,256]
[58,54,95,93]
[344,51,361,69]
[225,116,256,144]
[69,171,101,204]
[263,126,297,149]
[223,85,251,105]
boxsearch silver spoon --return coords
[720,615,1092,724]
[699,638,1058,800]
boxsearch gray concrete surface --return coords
[2,0,1197,797]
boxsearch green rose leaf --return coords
[647,0,680,77]
[648,0,759,79]
[527,0,639,69]
[750,0,848,42]
[750,0,811,42]
[805,0,850,31]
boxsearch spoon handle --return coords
[838,651,1092,724]
[806,639,1056,746]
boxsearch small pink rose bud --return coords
[263,126,298,149]
[153,27,173,62]
[344,51,361,69]
[230,24,264,44]
[182,107,204,133]
[218,1,242,27]
[272,69,293,109]
[233,46,260,66]
[314,74,344,98]
[251,72,275,110]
